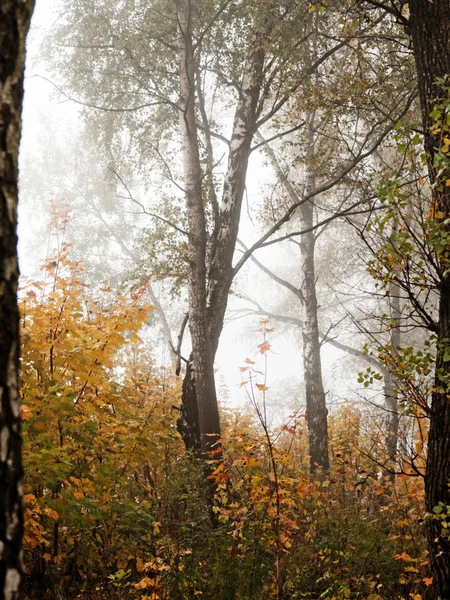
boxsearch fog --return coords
[17,0,397,430]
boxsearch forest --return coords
[1,0,450,599]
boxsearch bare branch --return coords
[233,90,416,277]
[109,167,188,236]
[31,74,176,112]
[250,121,306,153]
[174,312,189,376]
[236,239,303,301]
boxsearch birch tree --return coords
[44,0,415,460]
[0,0,35,597]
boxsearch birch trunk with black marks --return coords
[408,1,450,595]
[0,0,35,598]
[205,49,264,350]
[253,122,329,473]
[176,0,264,453]
[300,119,329,473]
[176,0,220,454]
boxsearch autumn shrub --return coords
[20,248,432,600]
[21,248,182,598]
[202,399,431,600]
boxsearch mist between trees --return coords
[2,0,450,598]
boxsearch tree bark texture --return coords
[0,0,34,598]
[176,0,221,454]
[176,0,264,454]
[299,119,329,473]
[408,2,450,596]
[206,48,264,349]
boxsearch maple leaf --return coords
[257,341,271,354]
[394,551,413,562]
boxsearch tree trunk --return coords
[299,116,329,473]
[253,120,329,473]
[408,2,450,596]
[177,356,201,450]
[176,4,264,453]
[176,0,221,455]
[383,280,400,480]
[0,1,35,598]
[206,48,265,346]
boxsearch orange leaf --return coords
[43,508,59,520]
[394,551,412,562]
[258,341,271,354]
[152,521,161,535]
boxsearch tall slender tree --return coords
[409,2,450,596]
[0,0,35,597]
[360,0,450,594]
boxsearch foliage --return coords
[21,246,182,598]
[21,272,432,598]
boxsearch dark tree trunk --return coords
[0,0,35,598]
[177,356,201,450]
[408,2,450,596]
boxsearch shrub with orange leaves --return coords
[21,246,182,598]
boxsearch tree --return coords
[45,0,415,467]
[0,1,35,597]
[356,0,450,593]
[408,3,450,596]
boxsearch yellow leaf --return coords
[152,521,161,535]
[134,577,158,589]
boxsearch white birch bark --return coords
[298,115,329,472]
[176,0,220,453]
